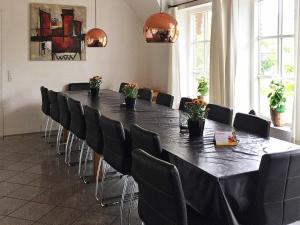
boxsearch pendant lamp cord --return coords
[160,0,162,12]
[94,0,97,27]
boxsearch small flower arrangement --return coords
[122,83,139,99]
[186,98,208,122]
[89,76,102,89]
[197,76,209,96]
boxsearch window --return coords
[254,0,295,124]
[188,5,212,97]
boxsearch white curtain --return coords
[209,0,237,108]
[292,0,300,143]
[167,7,181,108]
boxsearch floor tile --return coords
[37,206,82,225]
[6,185,47,200]
[7,173,40,185]
[0,170,18,182]
[10,202,55,221]
[0,216,33,225]
[0,182,23,196]
[6,162,37,172]
[72,212,117,225]
[0,197,27,216]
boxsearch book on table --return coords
[214,131,237,146]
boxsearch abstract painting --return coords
[30,3,86,61]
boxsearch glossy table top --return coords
[64,89,300,178]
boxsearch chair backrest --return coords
[99,115,131,175]
[48,90,60,123]
[254,150,300,225]
[179,97,193,111]
[68,83,90,91]
[233,112,270,138]
[57,93,70,130]
[68,98,86,140]
[40,86,50,116]
[156,92,174,108]
[130,124,162,158]
[138,88,153,101]
[206,103,233,125]
[119,82,129,93]
[83,106,103,155]
[131,149,188,225]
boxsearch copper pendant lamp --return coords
[85,0,107,47]
[143,0,179,43]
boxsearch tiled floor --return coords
[0,133,140,225]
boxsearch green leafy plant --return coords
[186,98,208,121]
[197,77,209,96]
[122,83,138,98]
[89,76,102,89]
[267,80,287,113]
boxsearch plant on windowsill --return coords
[197,76,209,102]
[122,83,138,110]
[186,98,208,137]
[89,76,102,97]
[267,80,286,127]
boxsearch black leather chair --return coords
[179,97,193,111]
[130,124,163,159]
[156,92,174,108]
[82,106,103,183]
[206,103,233,125]
[227,150,300,225]
[56,94,71,155]
[68,83,90,91]
[48,90,60,142]
[66,98,86,165]
[131,149,211,225]
[40,86,50,142]
[249,109,256,115]
[233,112,271,138]
[98,115,132,213]
[138,88,153,102]
[119,82,129,93]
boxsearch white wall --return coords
[0,0,150,135]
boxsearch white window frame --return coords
[253,0,296,122]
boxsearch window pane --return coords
[282,0,295,35]
[194,42,205,71]
[258,0,278,36]
[205,42,210,75]
[193,12,205,41]
[259,39,278,75]
[282,37,295,77]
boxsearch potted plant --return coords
[186,98,208,137]
[89,76,102,97]
[122,83,138,109]
[197,76,209,102]
[267,80,286,127]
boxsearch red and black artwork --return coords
[30,4,86,61]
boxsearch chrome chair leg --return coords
[68,135,76,165]
[44,116,49,142]
[66,133,74,164]
[120,175,129,225]
[128,181,138,225]
[47,119,53,142]
[64,132,71,163]
[56,125,62,154]
[82,147,91,184]
[100,161,108,206]
[78,141,86,177]
[95,157,103,201]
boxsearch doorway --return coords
[0,9,4,138]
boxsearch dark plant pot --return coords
[188,119,205,137]
[125,97,136,110]
[90,87,99,97]
[270,108,283,127]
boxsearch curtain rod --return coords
[168,0,199,8]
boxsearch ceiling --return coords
[124,0,196,21]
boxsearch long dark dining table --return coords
[64,89,300,225]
